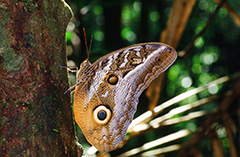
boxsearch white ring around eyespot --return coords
[93,105,111,125]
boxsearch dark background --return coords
[65,0,240,156]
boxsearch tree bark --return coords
[0,0,82,156]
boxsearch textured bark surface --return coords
[0,0,82,156]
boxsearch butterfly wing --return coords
[74,42,177,151]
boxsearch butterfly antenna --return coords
[64,82,81,94]
[83,27,89,60]
[58,64,78,73]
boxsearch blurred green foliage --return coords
[65,0,240,156]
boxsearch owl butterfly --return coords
[73,42,177,151]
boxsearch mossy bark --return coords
[0,0,82,156]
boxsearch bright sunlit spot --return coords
[66,22,75,32]
[198,0,208,10]
[203,54,214,65]
[199,73,213,84]
[186,122,197,132]
[181,76,192,88]
[192,64,201,74]
[218,8,228,18]
[133,1,141,12]
[93,5,103,15]
[216,126,227,138]
[168,64,181,81]
[208,84,219,94]
[71,32,80,45]
[201,47,219,66]
[65,31,72,43]
[94,30,104,41]
[122,6,131,23]
[66,45,73,56]
[121,27,136,42]
[150,11,160,22]
[194,37,204,48]
[87,146,98,155]
[133,124,149,132]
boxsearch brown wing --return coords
[74,42,177,151]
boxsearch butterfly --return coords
[73,42,177,151]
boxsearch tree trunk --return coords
[0,0,82,156]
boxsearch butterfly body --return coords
[74,42,177,151]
